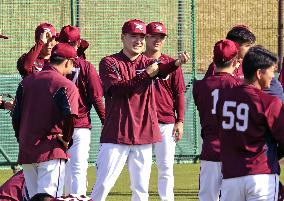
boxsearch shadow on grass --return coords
[87,189,198,197]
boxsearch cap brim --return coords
[147,33,167,36]
[0,34,8,39]
[123,32,146,36]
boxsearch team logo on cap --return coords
[155,25,163,32]
[43,28,51,32]
[134,23,144,31]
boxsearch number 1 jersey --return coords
[192,72,239,161]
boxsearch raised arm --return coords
[99,57,159,97]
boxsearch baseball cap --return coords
[146,22,167,36]
[51,43,77,60]
[122,19,146,35]
[35,23,57,42]
[58,25,80,43]
[213,39,239,64]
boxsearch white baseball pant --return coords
[91,143,153,201]
[198,160,222,201]
[22,159,65,198]
[220,174,279,201]
[153,123,176,201]
[65,128,91,195]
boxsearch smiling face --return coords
[145,34,166,53]
[257,64,276,89]
[121,33,145,57]
[40,37,57,58]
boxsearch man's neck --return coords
[122,49,140,61]
[215,67,234,74]
[53,65,64,76]
[244,79,261,89]
[144,49,162,59]
[40,53,51,60]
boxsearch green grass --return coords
[0,164,199,201]
[2,163,284,200]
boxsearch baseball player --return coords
[143,21,185,201]
[12,43,79,200]
[204,25,256,82]
[204,25,284,103]
[17,23,57,77]
[193,39,239,201]
[56,25,105,196]
[91,19,189,201]
[216,46,283,201]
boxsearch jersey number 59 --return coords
[222,101,249,132]
[211,89,249,132]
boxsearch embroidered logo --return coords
[134,23,144,31]
[155,25,163,32]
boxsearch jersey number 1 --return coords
[211,89,219,114]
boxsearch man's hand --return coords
[172,121,184,142]
[146,62,159,77]
[175,51,190,66]
[40,30,52,44]
[4,100,14,111]
[57,134,69,149]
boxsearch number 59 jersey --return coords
[192,72,239,162]
[216,84,284,179]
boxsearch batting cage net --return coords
[0,0,279,168]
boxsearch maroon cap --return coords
[58,25,80,43]
[35,23,56,42]
[146,22,167,36]
[122,19,146,35]
[213,39,239,64]
[51,43,77,59]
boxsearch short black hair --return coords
[68,41,77,47]
[30,193,53,201]
[50,54,67,65]
[242,45,278,80]
[214,56,237,69]
[226,27,256,45]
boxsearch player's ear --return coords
[232,58,238,69]
[64,59,70,69]
[76,40,81,48]
[66,59,74,68]
[256,69,262,80]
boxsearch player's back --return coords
[67,56,104,128]
[217,84,283,179]
[204,61,244,83]
[192,72,238,161]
